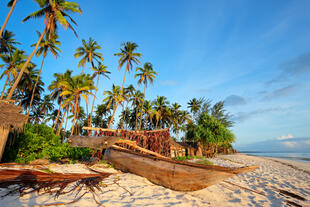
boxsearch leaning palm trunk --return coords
[0,0,18,38]
[26,54,46,120]
[71,99,78,136]
[121,101,129,129]
[53,96,63,130]
[89,75,99,127]
[57,107,67,137]
[0,75,9,99]
[138,86,146,130]
[6,27,47,100]
[108,64,128,129]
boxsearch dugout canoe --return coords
[104,147,258,191]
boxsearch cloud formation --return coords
[267,51,310,84]
[160,80,177,86]
[224,95,247,106]
[264,84,296,100]
[277,134,294,140]
[233,107,291,122]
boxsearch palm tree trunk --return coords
[81,64,86,74]
[26,54,46,120]
[64,106,69,137]
[135,101,139,129]
[71,99,78,136]
[57,107,67,137]
[53,96,63,130]
[6,26,47,100]
[89,75,99,127]
[138,85,146,130]
[0,0,18,38]
[0,75,9,99]
[121,101,129,129]
[108,102,118,129]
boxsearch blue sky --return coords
[1,0,310,147]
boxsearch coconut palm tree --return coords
[121,84,135,129]
[154,96,169,129]
[6,0,82,100]
[132,90,144,129]
[135,62,157,130]
[61,74,94,135]
[0,0,18,38]
[48,70,73,130]
[0,49,26,99]
[74,37,103,74]
[187,98,203,118]
[103,84,124,128]
[89,62,110,126]
[109,42,141,128]
[0,29,20,54]
[27,32,61,119]
[39,95,54,122]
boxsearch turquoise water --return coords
[242,152,310,163]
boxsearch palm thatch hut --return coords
[0,101,27,161]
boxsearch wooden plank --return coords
[82,126,169,133]
[68,136,121,150]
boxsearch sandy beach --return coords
[0,154,309,207]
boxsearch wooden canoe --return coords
[104,147,258,191]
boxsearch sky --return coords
[1,0,310,148]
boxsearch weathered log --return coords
[82,126,169,133]
[68,136,120,150]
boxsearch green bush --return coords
[173,155,204,161]
[2,124,92,163]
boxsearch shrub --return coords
[2,124,92,163]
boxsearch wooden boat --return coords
[104,147,258,191]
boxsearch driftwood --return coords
[104,147,258,191]
[0,168,117,206]
[68,136,120,150]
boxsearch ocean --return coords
[241,152,310,163]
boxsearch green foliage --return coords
[173,155,204,161]
[2,124,91,163]
[196,160,214,165]
[186,112,235,147]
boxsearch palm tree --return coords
[48,70,72,130]
[6,0,81,100]
[61,74,94,135]
[154,96,169,128]
[89,62,110,126]
[121,84,135,129]
[103,84,124,129]
[0,30,20,54]
[0,0,18,38]
[132,90,144,129]
[39,95,54,123]
[0,49,26,99]
[109,42,141,128]
[74,37,103,74]
[135,62,157,130]
[27,32,61,119]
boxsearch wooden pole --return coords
[0,127,10,161]
[82,126,169,133]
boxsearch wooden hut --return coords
[0,101,27,161]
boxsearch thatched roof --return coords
[0,100,27,129]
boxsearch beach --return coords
[0,154,309,207]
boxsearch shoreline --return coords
[0,154,309,206]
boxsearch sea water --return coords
[241,152,310,163]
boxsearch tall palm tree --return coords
[74,37,103,74]
[48,70,72,130]
[0,30,20,54]
[0,49,26,99]
[135,62,157,130]
[6,0,81,100]
[61,74,94,135]
[103,84,124,129]
[0,0,18,38]
[27,32,61,119]
[39,95,54,123]
[187,97,204,119]
[132,89,144,129]
[89,62,110,126]
[109,42,141,128]
[121,84,135,129]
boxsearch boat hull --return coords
[104,148,257,191]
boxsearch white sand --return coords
[1,154,310,207]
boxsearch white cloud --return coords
[277,134,294,140]
[283,141,297,148]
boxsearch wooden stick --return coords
[224,181,266,197]
[82,126,169,133]
[112,141,167,159]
